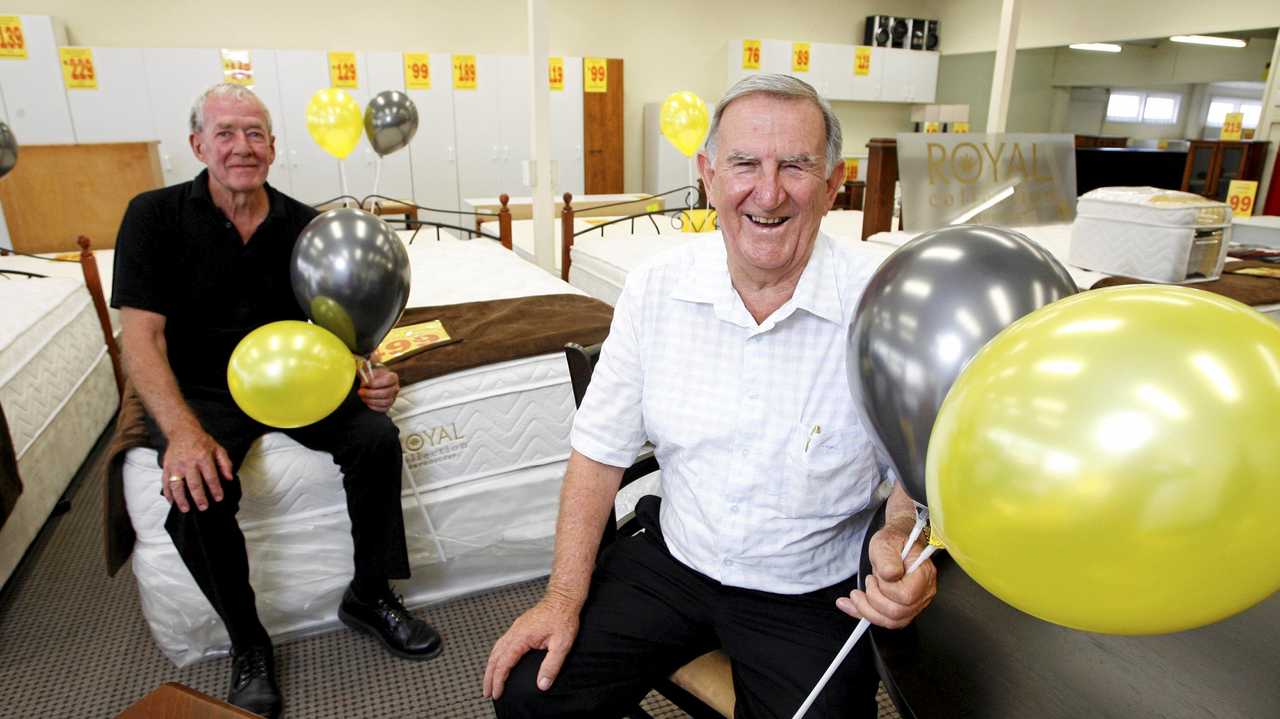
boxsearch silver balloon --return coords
[364,90,419,157]
[0,122,16,179]
[848,225,1078,506]
[291,208,411,356]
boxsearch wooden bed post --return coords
[862,138,898,240]
[498,194,513,251]
[77,236,124,398]
[696,179,707,209]
[560,192,574,281]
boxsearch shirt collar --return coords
[670,232,845,327]
[188,168,288,224]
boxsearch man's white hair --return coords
[189,83,273,135]
[702,74,843,175]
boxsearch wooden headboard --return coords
[862,138,899,240]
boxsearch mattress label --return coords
[402,422,470,469]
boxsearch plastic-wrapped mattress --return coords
[1069,187,1232,283]
[124,235,587,666]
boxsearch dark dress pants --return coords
[494,497,879,719]
[145,389,408,650]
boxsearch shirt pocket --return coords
[780,423,879,519]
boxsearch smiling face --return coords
[698,93,844,285]
[189,94,275,195]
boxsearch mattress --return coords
[0,277,119,588]
[124,232,590,665]
[0,250,119,335]
[818,210,864,242]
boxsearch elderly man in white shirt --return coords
[485,74,937,718]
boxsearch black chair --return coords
[563,342,735,719]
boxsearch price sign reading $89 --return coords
[792,42,810,73]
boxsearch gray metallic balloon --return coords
[364,90,419,157]
[0,122,17,179]
[291,208,411,356]
[848,225,1078,506]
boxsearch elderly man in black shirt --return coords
[111,83,440,718]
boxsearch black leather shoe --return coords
[227,644,282,718]
[338,584,443,660]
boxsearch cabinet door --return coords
[550,56,584,195]
[0,15,75,144]
[909,51,939,103]
[142,48,223,187]
[344,51,414,204]
[66,47,157,143]
[1183,143,1215,196]
[274,50,340,204]
[498,55,532,195]
[451,53,504,201]
[877,48,912,102]
[812,42,849,100]
[405,52,460,225]
[1212,144,1247,201]
[762,39,793,75]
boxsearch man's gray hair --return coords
[189,83,273,135]
[702,74,843,174]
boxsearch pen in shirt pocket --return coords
[803,424,822,453]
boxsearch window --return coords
[1105,90,1181,124]
[1205,97,1263,128]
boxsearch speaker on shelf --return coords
[890,17,910,48]
[925,20,940,51]
[864,15,892,47]
[910,19,927,50]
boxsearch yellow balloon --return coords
[306,88,363,160]
[228,321,357,429]
[927,285,1280,635]
[679,209,717,233]
[660,91,710,158]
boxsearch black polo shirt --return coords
[111,170,318,398]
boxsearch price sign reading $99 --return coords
[404,52,430,89]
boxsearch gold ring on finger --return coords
[169,475,185,484]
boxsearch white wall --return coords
[10,0,943,193]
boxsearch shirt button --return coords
[730,504,739,514]
[723,558,733,566]
[225,222,232,228]
[747,392,760,400]
[739,447,748,457]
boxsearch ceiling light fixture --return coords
[1169,35,1247,48]
[1069,43,1122,53]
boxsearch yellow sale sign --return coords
[742,39,761,70]
[792,42,810,72]
[951,122,970,133]
[1220,112,1244,141]
[404,52,430,89]
[221,49,253,87]
[0,16,27,59]
[584,58,608,93]
[1226,180,1258,218]
[59,47,97,89]
[452,54,477,89]
[329,51,358,88]
[854,46,871,76]
[548,57,564,91]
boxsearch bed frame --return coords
[317,195,516,250]
[557,184,709,281]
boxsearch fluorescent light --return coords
[1069,43,1121,53]
[1170,35,1246,48]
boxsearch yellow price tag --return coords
[1226,180,1258,218]
[951,121,970,133]
[329,51,357,88]
[452,54,477,90]
[742,39,761,70]
[220,49,253,87]
[584,58,607,93]
[844,158,859,183]
[791,42,810,73]
[548,57,564,91]
[0,16,27,59]
[1220,112,1244,141]
[923,122,941,134]
[59,47,97,90]
[854,46,871,76]
[404,52,430,90]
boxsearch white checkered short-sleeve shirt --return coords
[571,232,890,593]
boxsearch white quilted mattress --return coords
[0,251,118,335]
[1076,186,1231,227]
[0,277,119,587]
[124,234,593,665]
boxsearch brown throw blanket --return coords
[1091,260,1280,306]
[0,403,22,530]
[102,292,613,575]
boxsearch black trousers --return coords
[494,497,879,719]
[145,389,408,651]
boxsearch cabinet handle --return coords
[448,145,456,163]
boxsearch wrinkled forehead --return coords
[717,95,826,157]
[203,96,270,130]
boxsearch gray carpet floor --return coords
[0,428,900,718]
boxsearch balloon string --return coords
[902,509,928,561]
[339,160,349,200]
[372,157,383,203]
[791,530,941,719]
[401,454,448,562]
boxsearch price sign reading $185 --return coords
[329,51,357,88]
[453,54,477,90]
[0,16,26,59]
[60,47,97,89]
[404,52,430,89]
[584,58,607,93]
